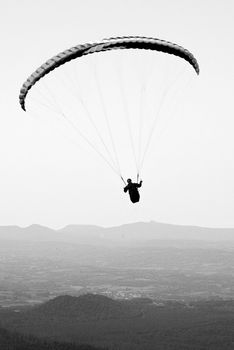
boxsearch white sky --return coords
[0,0,234,228]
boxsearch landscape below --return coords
[0,222,234,349]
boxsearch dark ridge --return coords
[0,325,107,350]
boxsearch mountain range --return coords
[0,221,234,245]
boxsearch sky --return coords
[0,0,234,229]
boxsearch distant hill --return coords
[0,221,234,244]
[0,224,58,241]
[32,294,141,320]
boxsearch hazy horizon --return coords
[1,220,234,231]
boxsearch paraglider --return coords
[19,36,199,203]
[124,178,143,203]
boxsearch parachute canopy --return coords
[19,36,199,184]
[19,36,199,111]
